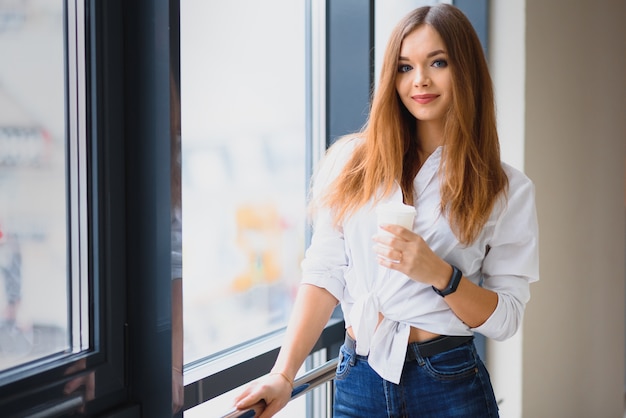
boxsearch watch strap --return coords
[432,264,462,297]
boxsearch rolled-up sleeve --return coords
[300,208,347,302]
[472,169,540,340]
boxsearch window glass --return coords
[181,0,307,363]
[0,1,68,371]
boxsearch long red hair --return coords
[320,4,507,244]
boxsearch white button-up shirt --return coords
[301,137,539,384]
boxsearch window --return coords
[181,0,308,365]
[180,3,315,414]
[180,0,367,414]
[0,0,71,374]
[0,1,129,415]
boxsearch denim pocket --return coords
[421,344,479,381]
[335,345,354,381]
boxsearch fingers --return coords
[374,225,415,250]
[374,244,402,265]
[373,226,440,281]
[258,402,286,418]
[233,374,293,418]
[378,223,413,238]
[233,380,263,405]
[373,228,408,265]
[236,395,284,418]
[234,391,264,411]
[244,400,267,417]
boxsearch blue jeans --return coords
[333,336,499,417]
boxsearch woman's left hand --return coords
[373,224,451,288]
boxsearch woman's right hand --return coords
[233,373,293,418]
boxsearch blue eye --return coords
[398,64,413,73]
[432,59,448,68]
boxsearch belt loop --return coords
[344,333,357,366]
[407,342,425,365]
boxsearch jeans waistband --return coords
[344,333,474,362]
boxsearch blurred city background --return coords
[0,0,68,371]
[180,0,307,364]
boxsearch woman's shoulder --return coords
[500,161,536,200]
[315,135,362,174]
[310,135,362,197]
[326,134,363,159]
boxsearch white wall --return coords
[489,0,626,417]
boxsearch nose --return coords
[413,66,429,87]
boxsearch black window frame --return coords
[0,0,179,416]
[0,0,132,415]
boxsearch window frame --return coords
[0,0,181,416]
[0,0,130,415]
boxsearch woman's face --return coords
[395,24,452,126]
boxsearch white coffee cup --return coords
[375,201,416,230]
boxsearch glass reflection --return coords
[181,0,307,363]
[0,1,68,370]
[171,72,184,413]
[63,358,95,414]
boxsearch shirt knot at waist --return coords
[349,291,380,356]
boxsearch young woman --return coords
[234,4,539,417]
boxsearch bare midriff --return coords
[346,313,440,344]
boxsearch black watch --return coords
[432,265,462,297]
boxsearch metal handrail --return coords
[220,358,338,418]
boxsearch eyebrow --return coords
[398,49,446,61]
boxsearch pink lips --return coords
[412,94,439,104]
